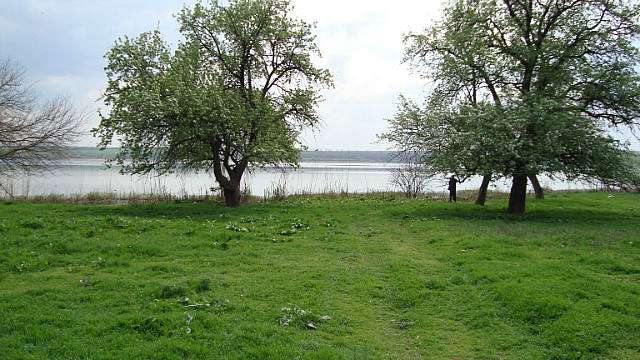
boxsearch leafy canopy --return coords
[382,0,640,187]
[95,0,333,190]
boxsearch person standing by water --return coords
[448,176,457,202]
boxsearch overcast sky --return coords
[1,0,638,150]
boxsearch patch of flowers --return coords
[225,223,250,232]
[278,305,331,330]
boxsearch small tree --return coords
[391,159,434,198]
[95,0,332,207]
[0,59,81,194]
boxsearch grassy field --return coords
[0,192,638,359]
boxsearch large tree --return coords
[95,0,332,207]
[386,0,640,214]
[0,59,81,194]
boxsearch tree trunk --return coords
[476,175,491,206]
[529,174,544,199]
[222,171,244,207]
[507,174,528,215]
[223,187,241,207]
[211,147,246,208]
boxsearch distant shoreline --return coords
[68,147,404,163]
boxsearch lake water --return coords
[1,158,598,198]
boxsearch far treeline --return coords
[67,148,404,163]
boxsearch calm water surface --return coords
[4,159,597,197]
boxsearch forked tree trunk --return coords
[507,174,528,215]
[529,174,544,199]
[211,142,247,208]
[222,175,243,207]
[476,175,491,206]
[213,164,244,208]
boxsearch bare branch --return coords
[0,60,82,176]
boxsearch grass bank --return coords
[0,192,638,359]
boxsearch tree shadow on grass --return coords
[384,199,639,227]
[62,194,639,227]
[67,201,281,222]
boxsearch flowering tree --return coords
[95,0,332,206]
[383,0,640,214]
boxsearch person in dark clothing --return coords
[448,176,457,202]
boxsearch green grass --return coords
[0,192,638,359]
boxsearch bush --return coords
[390,163,433,198]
